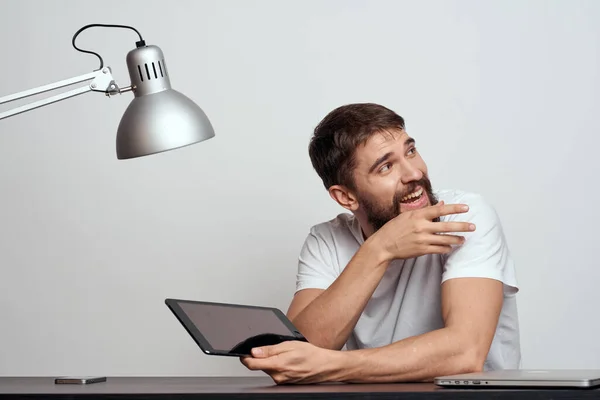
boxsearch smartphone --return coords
[54,376,107,384]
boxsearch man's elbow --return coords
[444,326,492,374]
[459,346,488,373]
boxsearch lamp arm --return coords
[0,67,129,121]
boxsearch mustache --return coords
[392,177,438,215]
[394,178,431,202]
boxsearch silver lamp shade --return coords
[116,44,214,159]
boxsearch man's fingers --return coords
[429,221,475,233]
[428,233,466,246]
[239,356,254,368]
[251,343,285,358]
[421,203,469,220]
[251,347,270,358]
[242,356,280,371]
[425,244,454,254]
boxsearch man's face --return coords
[351,129,438,232]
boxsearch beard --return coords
[358,176,438,232]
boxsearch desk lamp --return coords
[0,23,215,159]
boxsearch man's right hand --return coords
[369,201,475,262]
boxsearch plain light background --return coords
[0,0,598,377]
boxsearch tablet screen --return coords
[177,301,296,353]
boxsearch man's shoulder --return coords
[309,213,359,237]
[299,213,362,270]
[436,189,499,223]
[305,213,364,248]
[435,188,485,204]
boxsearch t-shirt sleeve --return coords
[441,193,519,295]
[295,229,339,292]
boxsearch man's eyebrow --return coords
[405,138,415,146]
[368,152,393,174]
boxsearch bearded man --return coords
[241,103,520,384]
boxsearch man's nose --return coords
[400,162,423,184]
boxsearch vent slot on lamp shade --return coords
[137,59,168,82]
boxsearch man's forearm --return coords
[291,239,389,350]
[333,327,484,383]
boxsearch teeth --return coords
[401,188,423,202]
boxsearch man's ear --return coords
[328,184,359,211]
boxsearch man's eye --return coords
[407,147,417,155]
[379,163,391,172]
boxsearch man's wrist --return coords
[328,349,368,383]
[362,233,392,268]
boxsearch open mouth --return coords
[400,187,424,204]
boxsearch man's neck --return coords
[355,214,376,241]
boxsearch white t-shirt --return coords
[295,189,521,370]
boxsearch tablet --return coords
[165,298,308,357]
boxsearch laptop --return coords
[435,369,600,388]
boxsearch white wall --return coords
[0,0,598,377]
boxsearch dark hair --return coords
[308,103,406,190]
